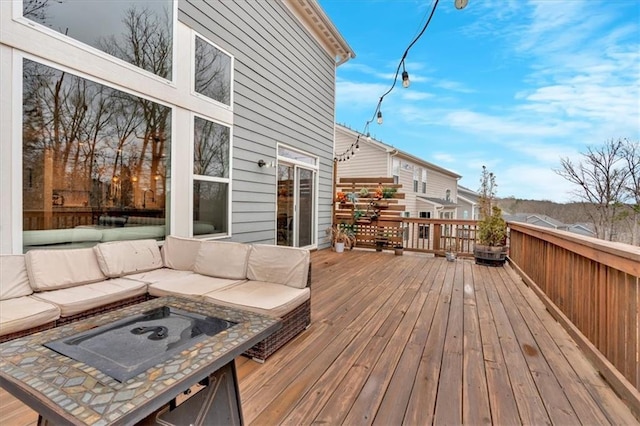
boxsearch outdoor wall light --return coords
[257,159,275,168]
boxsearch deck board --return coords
[1,249,638,426]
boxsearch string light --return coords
[334,0,467,162]
[402,70,410,88]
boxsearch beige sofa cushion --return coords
[148,273,244,299]
[32,278,147,317]
[26,248,106,291]
[93,239,163,278]
[194,241,250,280]
[0,296,60,336]
[204,281,310,318]
[162,236,202,270]
[124,268,193,285]
[0,255,33,300]
[247,245,310,289]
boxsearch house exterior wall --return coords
[334,125,461,219]
[180,1,337,246]
[334,127,388,177]
[0,0,345,253]
[426,169,458,205]
[457,198,475,220]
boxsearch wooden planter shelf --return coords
[333,177,406,252]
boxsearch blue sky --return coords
[319,0,640,202]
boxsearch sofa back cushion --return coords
[0,255,33,300]
[93,239,163,278]
[247,245,310,289]
[162,236,202,271]
[194,241,250,280]
[26,248,106,291]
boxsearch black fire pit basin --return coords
[45,306,236,382]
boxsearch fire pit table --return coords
[0,296,280,425]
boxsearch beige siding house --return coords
[335,124,462,219]
[457,185,480,220]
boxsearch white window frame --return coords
[190,113,233,239]
[421,169,427,194]
[276,143,319,249]
[12,52,176,252]
[190,30,234,109]
[11,0,178,86]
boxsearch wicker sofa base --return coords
[243,298,311,362]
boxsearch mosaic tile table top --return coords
[0,296,280,426]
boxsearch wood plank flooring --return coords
[1,249,638,425]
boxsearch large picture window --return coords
[193,116,230,236]
[22,0,173,79]
[22,59,171,251]
[194,35,231,106]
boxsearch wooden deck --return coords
[2,249,638,425]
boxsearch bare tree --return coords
[555,139,630,241]
[621,139,640,244]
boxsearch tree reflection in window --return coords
[194,117,229,178]
[22,59,171,232]
[194,36,231,105]
[192,117,230,236]
[22,0,173,79]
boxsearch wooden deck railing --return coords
[400,218,479,257]
[508,222,640,415]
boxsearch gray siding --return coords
[179,1,337,247]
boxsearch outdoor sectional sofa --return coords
[0,236,311,362]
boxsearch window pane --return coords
[193,180,228,235]
[23,59,171,250]
[278,147,316,166]
[194,117,229,178]
[194,36,231,105]
[23,1,173,79]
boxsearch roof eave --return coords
[282,0,355,66]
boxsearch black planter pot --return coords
[474,244,507,267]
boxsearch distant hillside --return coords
[497,197,592,225]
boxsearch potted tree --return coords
[474,166,508,266]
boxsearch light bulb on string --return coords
[402,70,410,88]
[377,111,383,124]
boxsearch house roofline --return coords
[335,124,462,179]
[457,194,476,205]
[283,0,355,66]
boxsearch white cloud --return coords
[335,79,390,108]
[498,164,576,202]
[432,152,456,163]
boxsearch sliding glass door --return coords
[276,148,316,248]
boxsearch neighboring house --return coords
[0,0,353,254]
[503,213,596,238]
[334,124,462,219]
[457,185,480,220]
